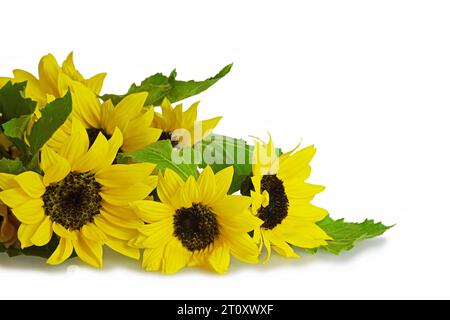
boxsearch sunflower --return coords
[0,120,157,267]
[152,98,221,147]
[0,201,19,248]
[47,81,162,152]
[9,52,106,108]
[249,136,331,262]
[130,166,262,274]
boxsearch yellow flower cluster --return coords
[0,53,332,274]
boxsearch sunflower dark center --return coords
[86,128,112,147]
[42,172,102,231]
[257,175,289,230]
[158,131,179,147]
[173,203,220,252]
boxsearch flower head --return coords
[250,136,331,262]
[131,166,262,274]
[0,120,157,267]
[47,82,162,153]
[152,98,221,147]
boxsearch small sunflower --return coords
[152,98,221,147]
[0,201,19,248]
[8,52,106,108]
[250,136,331,262]
[130,166,262,274]
[0,120,157,267]
[47,81,162,152]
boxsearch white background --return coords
[1,0,449,299]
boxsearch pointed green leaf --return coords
[197,134,282,194]
[117,140,198,180]
[0,158,26,174]
[0,81,36,121]
[306,216,392,255]
[28,92,72,155]
[101,64,232,106]
[2,115,31,139]
[0,235,67,259]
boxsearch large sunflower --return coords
[47,81,162,152]
[152,98,221,147]
[249,136,331,262]
[130,166,262,274]
[0,120,157,267]
[5,52,106,108]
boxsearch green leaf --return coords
[0,158,26,174]
[306,216,392,255]
[1,235,64,259]
[0,81,36,121]
[2,115,31,139]
[101,64,232,106]
[197,134,253,194]
[28,92,72,155]
[117,140,198,180]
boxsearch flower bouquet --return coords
[0,53,390,273]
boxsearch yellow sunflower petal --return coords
[38,54,60,96]
[277,145,316,180]
[30,216,53,246]
[85,73,107,96]
[157,169,184,207]
[12,69,45,101]
[113,92,148,121]
[94,216,137,240]
[103,128,123,167]
[100,209,142,229]
[0,173,19,190]
[41,147,71,186]
[15,171,45,198]
[287,203,328,222]
[17,223,40,248]
[58,119,89,165]
[182,101,199,126]
[106,236,140,260]
[100,183,153,206]
[182,176,199,205]
[101,202,140,222]
[47,237,74,265]
[69,81,101,128]
[71,132,108,173]
[208,241,230,274]
[12,199,45,224]
[197,166,215,205]
[73,234,103,268]
[226,233,259,264]
[130,200,173,223]
[95,163,156,187]
[212,195,251,215]
[211,166,233,203]
[279,222,331,248]
[261,230,272,264]
[267,231,299,259]
[139,218,173,248]
[121,127,162,152]
[52,223,77,240]
[142,247,165,272]
[81,223,107,242]
[162,238,192,274]
[1,188,34,209]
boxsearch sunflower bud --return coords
[0,202,19,248]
